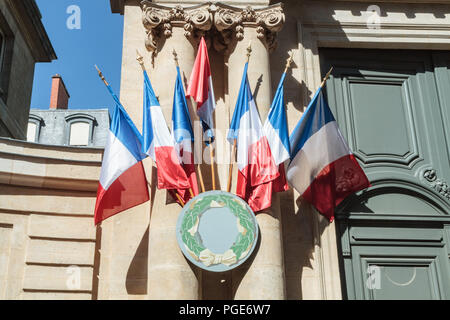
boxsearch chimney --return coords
[49,74,70,110]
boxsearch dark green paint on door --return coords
[319,49,450,300]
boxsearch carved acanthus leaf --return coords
[141,1,213,52]
[213,2,285,52]
[140,1,285,53]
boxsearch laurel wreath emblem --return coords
[180,194,256,267]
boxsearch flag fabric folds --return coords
[187,37,216,142]
[262,72,290,193]
[142,69,191,191]
[228,63,280,212]
[171,66,199,203]
[94,101,149,225]
[287,87,370,222]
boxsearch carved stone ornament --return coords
[140,1,285,53]
[423,169,450,201]
[213,2,285,52]
[141,1,213,52]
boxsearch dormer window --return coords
[26,114,44,143]
[65,114,97,146]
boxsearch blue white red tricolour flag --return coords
[228,63,280,212]
[187,37,216,143]
[142,69,191,191]
[94,89,149,225]
[262,72,290,193]
[287,87,370,222]
[171,66,199,203]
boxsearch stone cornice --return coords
[0,137,102,192]
[5,0,56,62]
[111,0,450,15]
[110,0,125,14]
[140,1,285,52]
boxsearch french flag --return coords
[287,87,370,222]
[187,37,216,142]
[172,65,199,202]
[142,69,191,191]
[262,72,290,193]
[94,101,149,225]
[228,63,279,212]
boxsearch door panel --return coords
[353,246,447,300]
[349,80,413,160]
[320,49,450,300]
[433,53,450,169]
[322,50,448,191]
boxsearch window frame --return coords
[27,114,44,143]
[65,113,97,147]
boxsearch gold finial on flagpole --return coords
[172,49,179,67]
[246,41,252,63]
[95,65,109,86]
[284,51,294,73]
[136,50,146,71]
[320,67,334,88]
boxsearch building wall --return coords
[99,0,450,300]
[0,137,102,299]
[28,109,110,147]
[1,0,450,300]
[0,1,55,140]
[273,0,450,299]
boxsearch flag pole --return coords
[136,50,146,72]
[136,50,186,207]
[284,51,294,74]
[174,50,206,194]
[95,65,110,86]
[172,49,196,199]
[175,192,186,207]
[227,139,236,193]
[320,67,334,88]
[209,137,216,190]
[206,41,217,190]
[226,42,252,193]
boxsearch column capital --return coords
[213,2,285,52]
[141,1,213,52]
[140,1,285,53]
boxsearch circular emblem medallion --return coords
[176,191,259,272]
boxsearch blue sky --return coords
[30,0,124,110]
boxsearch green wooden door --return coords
[319,49,450,300]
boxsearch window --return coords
[69,122,90,146]
[26,114,44,143]
[65,113,97,146]
[26,122,37,142]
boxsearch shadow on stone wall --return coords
[126,227,149,295]
[280,190,330,299]
[125,166,157,295]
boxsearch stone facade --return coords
[1,0,450,300]
[0,137,102,299]
[0,0,55,140]
[27,109,110,147]
[27,74,110,147]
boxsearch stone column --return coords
[214,3,287,299]
[140,1,213,300]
